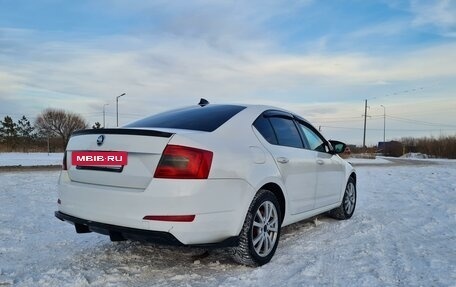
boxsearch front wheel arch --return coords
[329,176,357,220]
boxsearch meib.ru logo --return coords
[72,151,128,166]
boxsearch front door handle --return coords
[316,159,324,165]
[277,157,289,164]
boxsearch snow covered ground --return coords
[0,153,63,167]
[0,161,455,286]
[346,157,392,165]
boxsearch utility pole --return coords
[116,93,126,127]
[380,105,386,143]
[363,99,368,148]
[103,104,109,128]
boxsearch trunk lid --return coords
[65,128,173,189]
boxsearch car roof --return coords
[240,104,311,124]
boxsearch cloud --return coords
[1,0,455,143]
[348,20,410,38]
[0,71,24,98]
[410,0,456,36]
[349,1,456,41]
[90,0,313,46]
[2,30,456,117]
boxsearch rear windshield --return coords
[125,105,246,132]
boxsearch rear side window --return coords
[125,105,246,132]
[268,117,304,148]
[253,116,278,145]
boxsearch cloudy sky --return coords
[1,0,455,145]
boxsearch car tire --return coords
[230,189,282,266]
[329,177,356,220]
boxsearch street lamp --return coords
[116,93,126,127]
[380,105,386,143]
[103,104,109,128]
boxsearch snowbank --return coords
[346,156,392,165]
[401,152,429,159]
[0,152,63,167]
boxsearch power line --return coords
[321,125,456,132]
[368,86,426,101]
[307,115,363,120]
[387,115,456,128]
[387,108,456,117]
[313,118,364,124]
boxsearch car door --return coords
[253,112,317,215]
[297,122,345,209]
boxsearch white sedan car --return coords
[56,101,356,266]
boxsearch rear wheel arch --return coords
[231,189,282,266]
[260,183,285,224]
[349,172,356,184]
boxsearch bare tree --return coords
[35,108,88,150]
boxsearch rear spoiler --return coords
[71,128,174,138]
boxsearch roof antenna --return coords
[198,98,209,107]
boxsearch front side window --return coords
[298,123,327,152]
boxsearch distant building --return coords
[347,144,357,150]
[377,141,403,157]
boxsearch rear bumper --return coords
[57,171,256,245]
[55,211,239,247]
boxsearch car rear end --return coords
[56,104,256,246]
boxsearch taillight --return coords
[143,215,195,222]
[154,145,213,179]
[62,151,68,170]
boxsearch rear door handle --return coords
[277,157,289,164]
[317,159,324,165]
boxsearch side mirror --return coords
[329,140,347,154]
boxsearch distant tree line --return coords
[401,135,456,159]
[349,135,456,159]
[0,108,90,152]
[0,115,35,152]
[2,108,455,159]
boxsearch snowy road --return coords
[1,162,455,286]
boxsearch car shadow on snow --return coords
[51,214,347,285]
[71,213,337,267]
